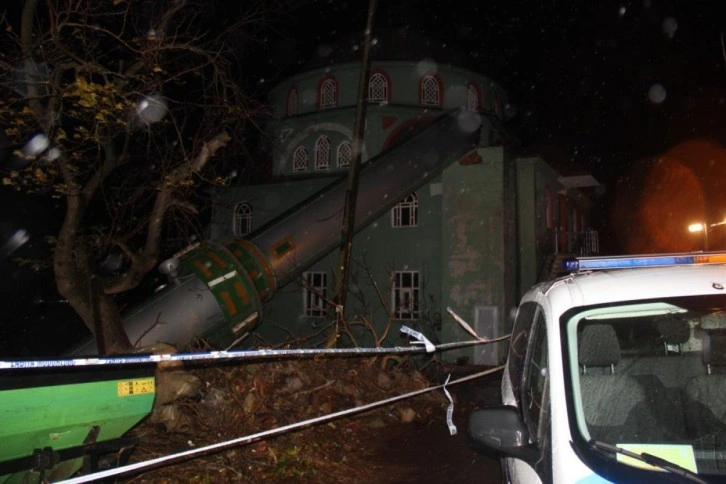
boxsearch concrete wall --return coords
[208,177,336,241]
[211,174,447,348]
[210,147,516,362]
[441,147,510,365]
[209,146,595,364]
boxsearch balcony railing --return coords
[554,227,599,256]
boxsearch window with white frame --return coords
[466,82,480,111]
[233,202,252,236]
[320,77,337,108]
[303,271,327,317]
[392,271,419,320]
[368,72,389,103]
[286,87,298,116]
[293,146,309,172]
[315,136,330,170]
[337,141,352,168]
[420,74,441,106]
[391,192,418,228]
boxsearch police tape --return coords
[442,373,457,436]
[57,364,505,484]
[0,326,511,370]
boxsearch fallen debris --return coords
[126,356,451,483]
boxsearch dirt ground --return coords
[121,356,504,483]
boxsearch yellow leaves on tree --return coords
[3,106,36,140]
[2,170,19,187]
[33,168,48,183]
[66,76,100,108]
[64,76,127,125]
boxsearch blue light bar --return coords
[563,252,726,272]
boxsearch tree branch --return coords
[20,0,50,128]
[104,130,231,294]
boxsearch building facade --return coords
[210,31,598,364]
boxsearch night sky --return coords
[269,0,725,181]
[269,0,725,250]
[0,0,724,355]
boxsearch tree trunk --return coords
[62,271,132,354]
[54,197,131,354]
[55,260,133,355]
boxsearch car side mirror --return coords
[468,405,539,464]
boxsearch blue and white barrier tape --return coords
[442,374,457,436]
[0,327,510,370]
[400,325,437,352]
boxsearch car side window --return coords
[521,311,552,483]
[508,301,539,403]
[522,313,549,442]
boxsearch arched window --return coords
[293,146,309,172]
[419,74,442,106]
[315,136,330,170]
[337,141,352,168]
[392,192,418,228]
[233,202,252,236]
[319,75,338,109]
[466,82,480,111]
[368,71,390,103]
[285,87,298,116]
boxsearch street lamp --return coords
[688,222,708,250]
[688,219,726,250]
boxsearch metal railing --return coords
[553,228,599,256]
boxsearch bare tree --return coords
[0,0,271,353]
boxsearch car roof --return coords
[532,263,726,313]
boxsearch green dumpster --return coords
[0,365,156,482]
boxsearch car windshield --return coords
[565,295,726,477]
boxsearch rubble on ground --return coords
[127,354,451,483]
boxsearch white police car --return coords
[469,253,726,483]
